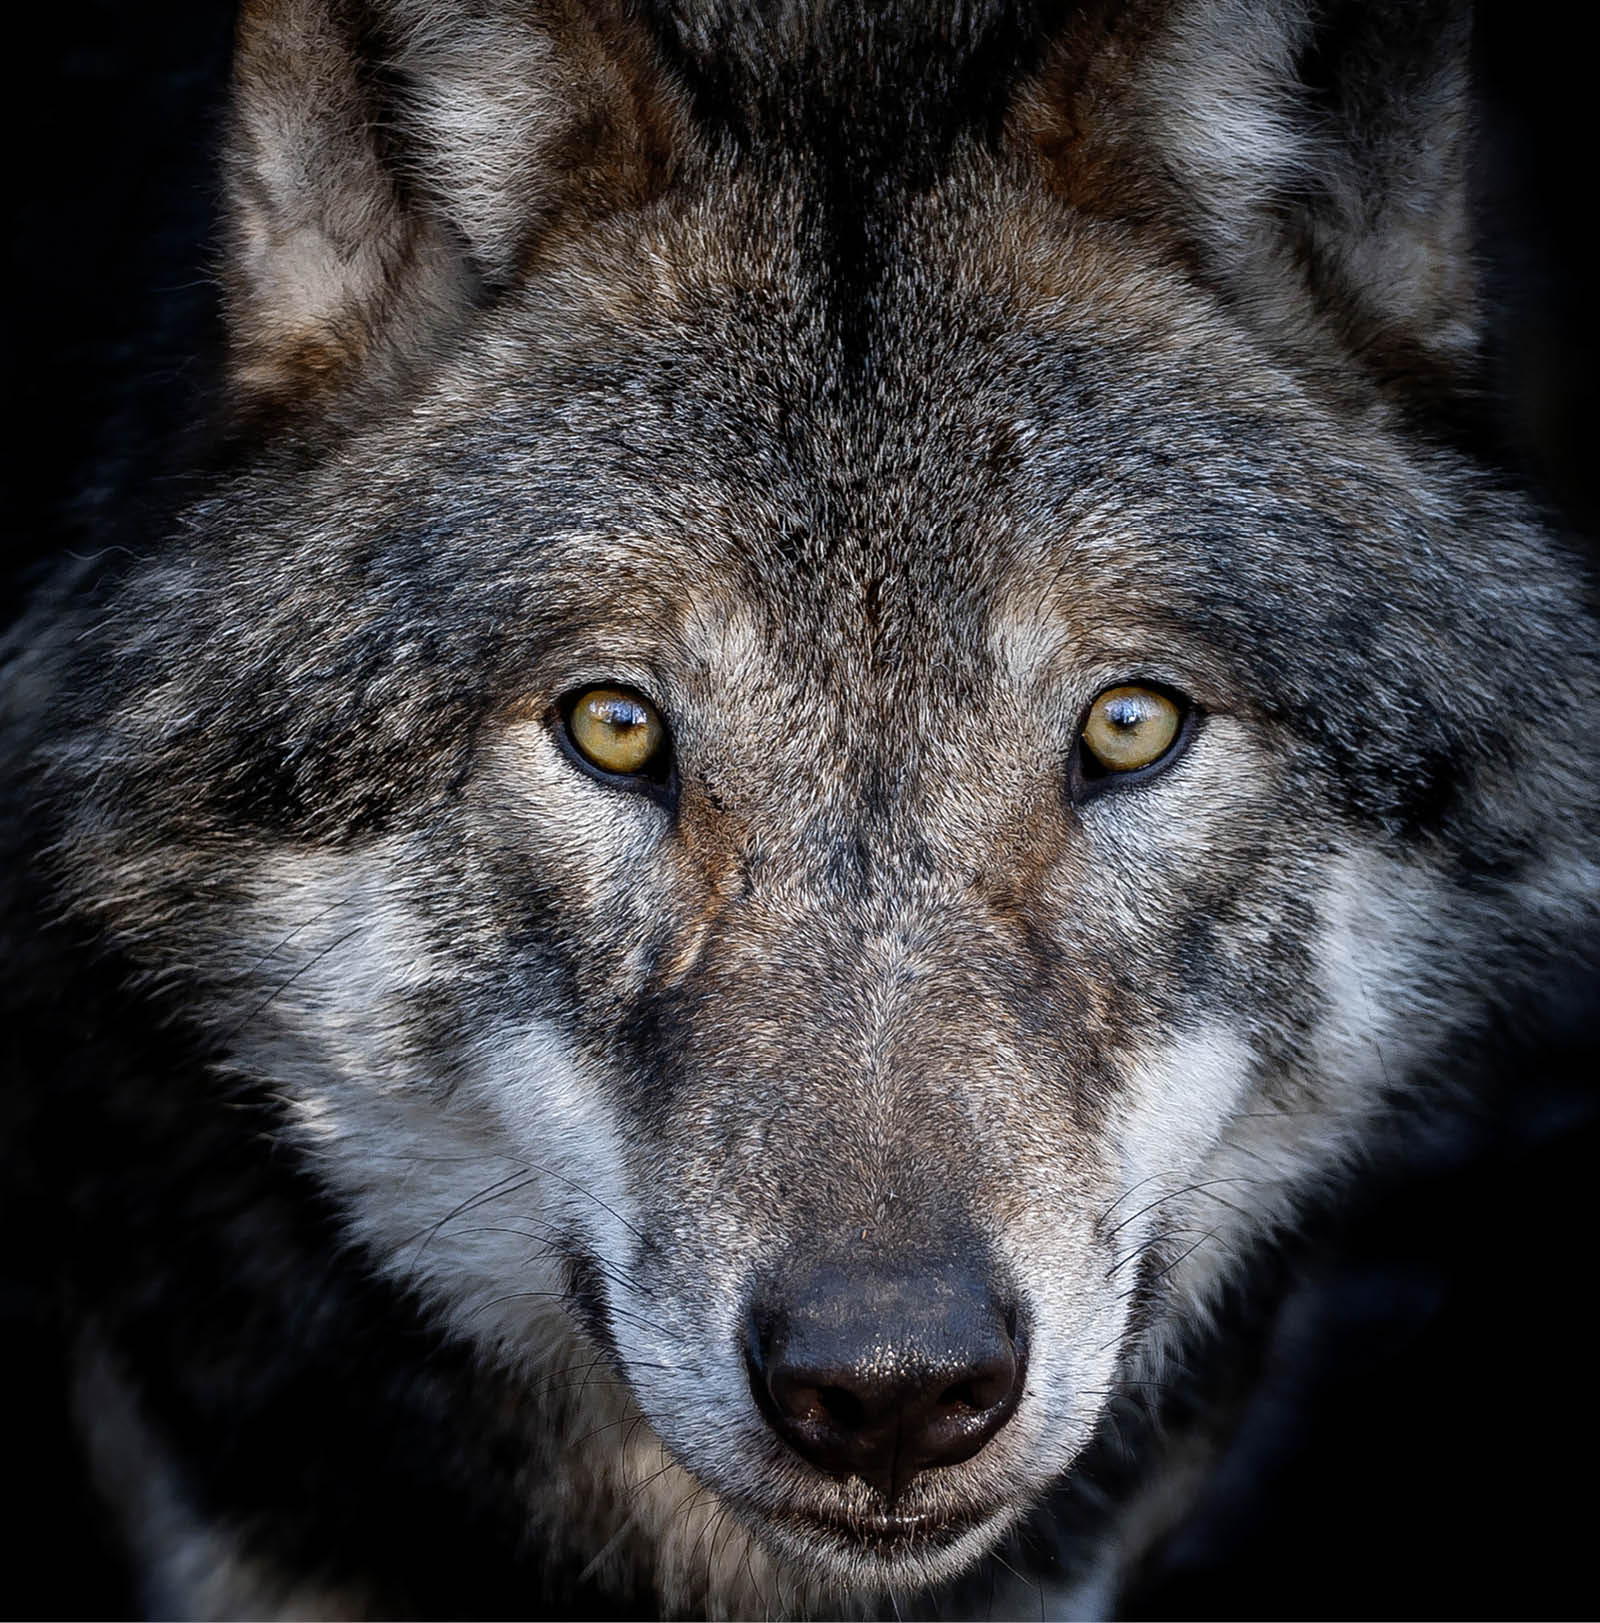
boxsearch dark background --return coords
[3,3,1596,1617]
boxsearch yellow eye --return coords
[566,688,666,777]
[1081,685,1182,773]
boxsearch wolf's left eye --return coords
[563,687,668,782]
[1079,685,1184,777]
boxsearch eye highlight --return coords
[563,687,668,781]
[1079,685,1184,776]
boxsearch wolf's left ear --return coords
[1031,0,1479,396]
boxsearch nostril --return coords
[769,1374,867,1433]
[941,1372,1006,1413]
[816,1384,866,1431]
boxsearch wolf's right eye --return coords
[1081,686,1181,772]
[562,687,668,781]
[1072,684,1190,798]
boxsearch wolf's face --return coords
[28,0,1598,1610]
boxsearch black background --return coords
[3,3,1596,1617]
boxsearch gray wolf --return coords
[2,0,1596,1615]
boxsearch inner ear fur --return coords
[1020,0,1479,404]
[223,0,685,418]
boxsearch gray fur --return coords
[4,0,1595,1615]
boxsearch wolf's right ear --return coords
[223,0,684,418]
[1023,0,1480,405]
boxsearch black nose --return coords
[744,1260,1026,1505]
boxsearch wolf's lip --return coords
[781,1502,990,1551]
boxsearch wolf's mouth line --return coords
[768,1498,997,1551]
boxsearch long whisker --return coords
[233,897,353,985]
[1102,1176,1263,1245]
[224,924,366,1041]
[407,1167,542,1264]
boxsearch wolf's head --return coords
[29,0,1598,1609]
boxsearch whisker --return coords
[512,1156,650,1245]
[1107,1219,1236,1278]
[988,1547,1044,1622]
[575,1500,646,1587]
[233,897,353,985]
[623,1447,688,1510]
[407,1167,542,1264]
[1093,1167,1176,1230]
[1102,1176,1263,1244]
[453,1286,679,1344]
[224,924,366,1041]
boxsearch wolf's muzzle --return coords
[743,1260,1026,1505]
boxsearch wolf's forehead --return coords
[424,180,1405,710]
[484,242,1161,572]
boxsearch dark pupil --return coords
[597,697,647,732]
[1105,696,1150,733]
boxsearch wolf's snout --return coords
[744,1261,1026,1504]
